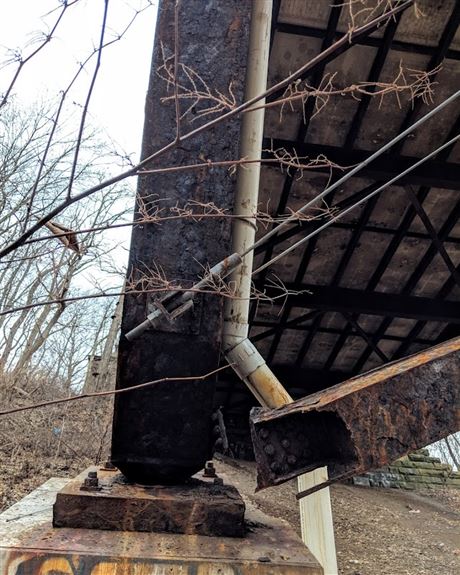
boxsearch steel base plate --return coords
[0,475,323,575]
[53,466,245,537]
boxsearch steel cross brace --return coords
[250,337,460,497]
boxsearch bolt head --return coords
[88,471,97,479]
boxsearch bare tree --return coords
[0,1,450,495]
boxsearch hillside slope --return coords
[217,458,460,575]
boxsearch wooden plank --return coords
[298,469,338,575]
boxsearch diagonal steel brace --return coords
[250,337,460,497]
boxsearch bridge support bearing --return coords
[0,472,323,575]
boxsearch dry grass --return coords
[0,370,112,512]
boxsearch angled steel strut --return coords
[250,337,460,498]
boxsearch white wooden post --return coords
[298,467,338,575]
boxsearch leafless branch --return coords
[0,0,410,260]
[0,365,230,417]
[22,2,151,231]
[173,0,181,142]
[266,63,439,121]
[66,0,109,200]
[0,0,80,110]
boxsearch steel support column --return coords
[111,0,251,484]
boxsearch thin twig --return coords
[0,1,80,110]
[173,0,181,142]
[66,0,110,200]
[0,365,230,417]
[22,4,150,231]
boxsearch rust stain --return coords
[226,15,242,41]
[251,337,460,491]
[37,557,75,574]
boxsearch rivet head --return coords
[287,455,297,466]
[281,439,290,449]
[264,443,275,456]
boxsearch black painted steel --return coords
[111,0,251,484]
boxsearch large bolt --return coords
[203,461,217,478]
[81,470,101,492]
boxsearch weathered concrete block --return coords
[419,469,449,478]
[414,461,435,470]
[445,478,460,487]
[398,482,416,490]
[353,476,371,487]
[399,467,420,476]
[408,453,430,462]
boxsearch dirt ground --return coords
[1,454,459,575]
[217,458,460,575]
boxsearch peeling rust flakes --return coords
[227,15,243,41]
[250,337,460,492]
[53,468,246,537]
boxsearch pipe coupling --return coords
[225,338,266,381]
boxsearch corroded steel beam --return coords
[250,337,460,495]
[111,0,251,484]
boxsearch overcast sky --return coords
[0,1,159,286]
[0,0,158,158]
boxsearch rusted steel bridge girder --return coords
[250,337,460,495]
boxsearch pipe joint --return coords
[225,338,266,381]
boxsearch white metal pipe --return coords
[223,7,337,569]
[221,0,292,409]
[222,0,273,352]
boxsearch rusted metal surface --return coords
[53,466,246,537]
[111,0,251,484]
[250,337,460,492]
[0,477,323,575]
